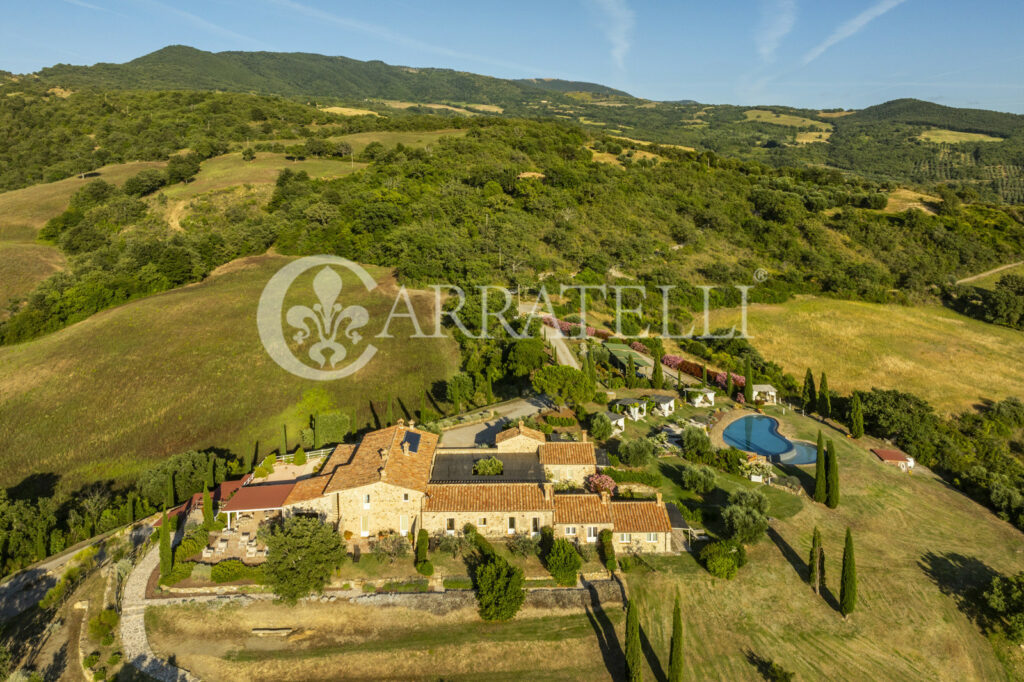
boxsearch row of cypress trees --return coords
[813,431,841,508]
[802,368,865,438]
[809,525,858,617]
[625,594,686,681]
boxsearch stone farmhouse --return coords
[221,419,672,553]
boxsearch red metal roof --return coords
[154,479,245,526]
[220,482,296,512]
[872,448,909,463]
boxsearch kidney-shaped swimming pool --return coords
[722,415,817,465]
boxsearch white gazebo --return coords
[751,384,778,405]
[686,387,716,408]
[649,395,677,416]
[602,411,627,435]
[611,399,647,422]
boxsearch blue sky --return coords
[4,0,1023,112]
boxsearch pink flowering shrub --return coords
[660,354,744,388]
[585,473,617,495]
[541,315,611,339]
[629,341,650,354]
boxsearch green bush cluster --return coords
[544,415,576,427]
[159,561,194,586]
[604,468,662,488]
[699,540,747,579]
[211,559,265,584]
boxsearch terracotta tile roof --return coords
[553,494,612,525]
[155,480,244,527]
[872,448,909,463]
[610,501,672,533]
[221,483,296,512]
[283,474,331,506]
[323,425,438,494]
[495,421,545,445]
[539,442,596,466]
[423,483,554,512]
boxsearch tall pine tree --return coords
[818,372,831,420]
[808,526,824,595]
[850,393,865,438]
[840,527,857,617]
[669,593,684,682]
[626,599,643,681]
[813,431,827,503]
[826,439,840,509]
[743,356,754,404]
[801,368,817,414]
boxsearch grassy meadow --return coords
[0,160,167,231]
[0,254,460,490]
[744,109,832,131]
[0,225,63,315]
[918,129,1004,144]
[627,406,1024,681]
[708,296,1024,413]
[961,262,1024,290]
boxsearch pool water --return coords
[722,415,817,465]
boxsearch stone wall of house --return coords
[421,509,554,537]
[611,531,671,554]
[544,464,596,485]
[281,494,336,522]
[336,482,424,540]
[554,522,612,543]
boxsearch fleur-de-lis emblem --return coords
[285,267,369,368]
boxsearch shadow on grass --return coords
[777,462,815,498]
[639,623,668,682]
[744,649,794,681]
[584,583,625,680]
[918,551,999,630]
[766,525,806,583]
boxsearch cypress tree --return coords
[818,372,831,420]
[626,356,637,389]
[808,526,823,595]
[826,440,840,509]
[813,431,827,503]
[282,424,288,455]
[669,593,684,682]
[743,356,753,404]
[840,527,857,617]
[801,368,817,413]
[850,393,865,439]
[159,511,172,576]
[652,355,664,390]
[164,475,175,511]
[702,362,708,385]
[205,456,215,488]
[625,599,643,682]
[314,412,322,448]
[726,372,734,399]
[293,446,307,466]
[202,483,213,526]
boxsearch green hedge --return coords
[210,559,264,584]
[598,529,617,572]
[545,415,577,427]
[173,526,211,564]
[416,560,434,576]
[604,467,663,488]
[159,561,194,586]
[379,579,429,593]
[443,577,474,590]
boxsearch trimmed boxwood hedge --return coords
[210,559,265,584]
[604,467,663,488]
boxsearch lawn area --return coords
[147,599,626,681]
[623,406,1024,681]
[0,254,460,490]
[707,295,1024,414]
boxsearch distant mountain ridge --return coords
[35,45,632,105]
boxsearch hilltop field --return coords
[0,254,459,490]
[707,296,1024,414]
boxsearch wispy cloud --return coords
[802,0,907,65]
[590,0,635,70]
[63,0,109,11]
[264,0,542,74]
[137,0,263,47]
[756,0,797,63]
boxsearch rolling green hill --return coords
[36,45,573,106]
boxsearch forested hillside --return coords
[11,46,1024,204]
